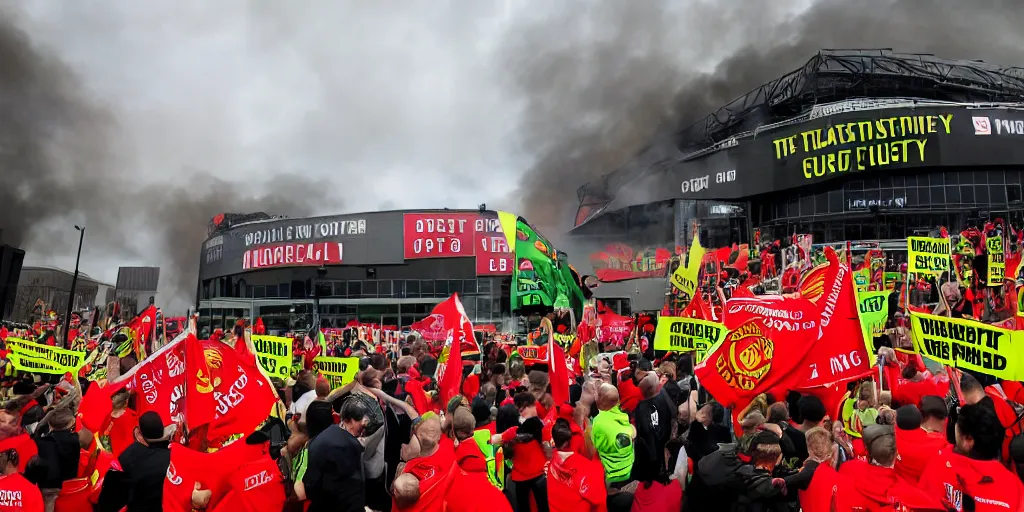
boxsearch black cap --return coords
[471,398,491,426]
[12,381,36,396]
[636,359,654,372]
[895,405,923,431]
[138,411,173,442]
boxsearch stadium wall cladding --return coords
[641,106,1024,203]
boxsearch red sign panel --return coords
[402,213,513,276]
[242,242,344,270]
[403,213,478,259]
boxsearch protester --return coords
[33,409,79,511]
[98,411,174,512]
[0,447,43,512]
[592,384,634,487]
[548,418,606,512]
[394,412,456,511]
[445,407,511,512]
[302,399,368,512]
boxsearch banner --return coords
[671,232,705,298]
[312,356,360,389]
[988,237,1005,285]
[4,338,86,374]
[910,312,1024,380]
[857,291,891,345]
[907,237,950,274]
[653,317,726,362]
[251,335,293,379]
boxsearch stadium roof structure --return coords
[575,49,1024,217]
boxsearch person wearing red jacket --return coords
[893,403,951,484]
[838,424,945,510]
[445,408,511,512]
[798,426,850,511]
[919,402,1024,512]
[547,419,606,512]
[879,347,947,408]
[957,373,1022,467]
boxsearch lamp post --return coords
[61,225,85,347]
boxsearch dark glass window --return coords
[943,171,958,186]
[1009,184,1022,204]
[988,170,1004,184]
[379,280,393,298]
[976,185,990,204]
[815,193,828,215]
[991,185,1007,206]
[961,186,975,204]
[449,280,463,297]
[435,280,449,297]
[333,282,347,298]
[828,190,843,213]
[930,186,944,203]
[946,186,960,204]
[253,286,266,299]
[406,280,420,297]
[929,173,944,186]
[973,171,988,185]
[800,195,814,217]
[464,279,477,294]
[421,280,434,296]
[905,174,917,187]
[892,175,905,188]
[478,278,492,294]
[315,282,333,298]
[918,187,930,204]
[348,281,362,297]
[363,281,378,297]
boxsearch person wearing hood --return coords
[684,427,795,512]
[838,424,944,511]
[919,402,1024,511]
[547,418,606,512]
[445,407,510,512]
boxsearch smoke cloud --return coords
[505,0,1024,239]
[5,0,1024,312]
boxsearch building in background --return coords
[196,209,515,336]
[571,49,1024,312]
[0,230,25,322]
[12,266,114,322]
[112,267,160,317]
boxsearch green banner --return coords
[856,290,891,346]
[5,338,86,375]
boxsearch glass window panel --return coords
[930,173,944,186]
[253,286,266,299]
[918,187,930,204]
[930,186,944,203]
[943,171,958,186]
[848,179,864,191]
[800,195,814,217]
[477,278,492,293]
[448,280,463,297]
[880,188,894,201]
[864,177,880,189]
[464,279,477,294]
[348,281,362,297]
[333,282,346,298]
[991,185,1007,206]
[988,170,1004,184]
[1009,184,1022,204]
[879,175,893,189]
[815,192,828,215]
[974,171,988,185]
[406,280,420,297]
[315,282,333,298]
[976,185,989,204]
[891,175,905,188]
[904,175,917,187]
[945,186,960,204]
[961,185,975,204]
[435,280,449,297]
[378,280,393,297]
[421,280,434,296]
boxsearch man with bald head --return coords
[632,373,675,483]
[393,413,455,511]
[591,382,635,486]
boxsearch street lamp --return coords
[61,225,85,347]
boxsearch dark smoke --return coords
[505,0,1024,238]
[0,7,325,311]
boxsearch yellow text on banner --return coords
[987,237,1005,286]
[251,335,293,378]
[906,237,950,274]
[654,317,726,363]
[671,233,705,297]
[909,312,1024,381]
[312,356,360,389]
[857,290,891,346]
[4,338,86,374]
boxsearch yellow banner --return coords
[987,237,1005,285]
[251,335,293,379]
[653,317,726,362]
[552,332,575,349]
[857,290,891,346]
[312,356,360,389]
[5,338,86,374]
[910,312,1024,380]
[671,232,705,297]
[907,236,950,274]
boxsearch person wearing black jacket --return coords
[34,409,80,510]
[632,374,674,482]
[98,411,174,512]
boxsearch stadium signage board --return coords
[661,106,1024,201]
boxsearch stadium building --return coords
[196,209,516,336]
[571,49,1024,312]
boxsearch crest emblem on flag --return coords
[716,320,773,391]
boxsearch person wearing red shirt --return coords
[209,438,286,512]
[838,424,944,510]
[880,348,948,408]
[957,372,1022,467]
[548,419,606,512]
[497,412,549,512]
[798,427,851,511]
[0,448,43,512]
[445,408,511,512]
[919,402,1024,511]
[393,414,456,512]
[893,403,951,484]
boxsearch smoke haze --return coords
[3,0,1023,311]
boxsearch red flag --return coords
[185,334,216,431]
[546,324,571,406]
[410,313,449,342]
[126,305,158,358]
[200,339,279,441]
[432,294,471,405]
[698,296,820,407]
[121,332,189,427]
[794,247,873,389]
[595,302,634,345]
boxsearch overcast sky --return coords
[20,0,1024,312]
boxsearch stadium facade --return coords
[572,49,1024,312]
[196,209,516,336]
